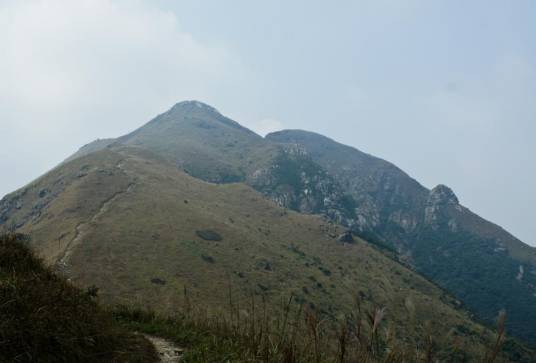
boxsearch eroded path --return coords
[57,182,135,271]
[56,160,135,274]
[144,335,184,363]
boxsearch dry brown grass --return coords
[113,287,514,363]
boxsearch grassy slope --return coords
[66,102,280,186]
[65,104,536,267]
[0,234,157,363]
[116,101,279,183]
[2,146,522,360]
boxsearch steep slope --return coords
[0,146,525,360]
[266,129,536,343]
[117,100,273,183]
[0,234,158,363]
[67,101,357,221]
[266,130,427,235]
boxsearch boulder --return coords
[337,231,355,244]
[195,229,223,241]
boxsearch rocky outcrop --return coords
[196,230,223,241]
[427,184,459,206]
[337,231,355,244]
[424,185,462,230]
[249,148,357,225]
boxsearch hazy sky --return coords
[1,0,535,246]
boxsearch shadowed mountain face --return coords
[266,130,536,343]
[2,100,536,347]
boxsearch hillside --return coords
[266,130,536,343]
[67,101,357,222]
[0,234,157,363]
[51,101,536,344]
[70,101,276,183]
[0,145,526,360]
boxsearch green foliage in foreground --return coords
[112,293,514,363]
[0,234,157,363]
[0,232,531,362]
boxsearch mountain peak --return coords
[170,100,220,115]
[428,184,459,206]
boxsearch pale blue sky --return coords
[1,0,534,245]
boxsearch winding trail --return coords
[57,160,135,273]
[144,335,184,362]
[54,156,184,361]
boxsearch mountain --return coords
[0,100,534,357]
[265,130,536,343]
[62,101,536,343]
[0,145,508,359]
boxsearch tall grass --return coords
[0,233,520,362]
[112,286,512,363]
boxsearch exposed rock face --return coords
[249,148,356,225]
[424,185,462,229]
[265,130,427,239]
[427,184,459,206]
[353,198,381,230]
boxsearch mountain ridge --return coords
[2,145,521,360]
[60,101,536,269]
[2,100,536,345]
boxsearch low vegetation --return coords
[413,227,536,344]
[113,288,520,363]
[0,234,157,363]
[1,233,534,362]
